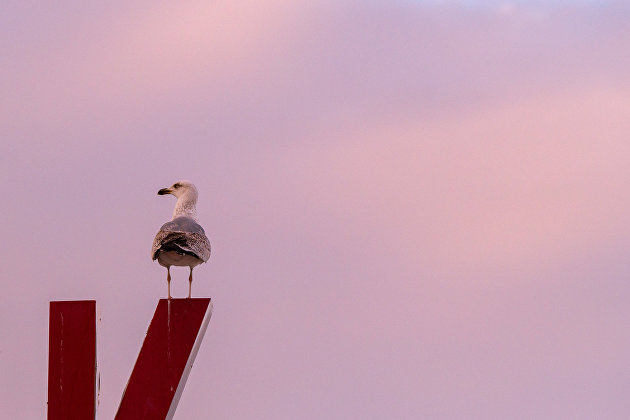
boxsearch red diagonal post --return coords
[115,298,212,420]
[48,300,97,420]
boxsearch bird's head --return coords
[158,180,198,200]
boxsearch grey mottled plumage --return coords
[152,180,211,298]
[152,216,211,263]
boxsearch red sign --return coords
[116,298,212,419]
[48,299,212,420]
[48,301,97,420]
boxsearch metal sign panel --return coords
[115,298,212,420]
[48,300,97,420]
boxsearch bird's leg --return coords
[167,266,172,300]
[188,267,193,299]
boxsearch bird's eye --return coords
[173,183,181,189]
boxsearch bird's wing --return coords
[152,217,211,262]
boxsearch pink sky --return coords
[2,1,630,418]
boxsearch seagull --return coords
[151,181,211,299]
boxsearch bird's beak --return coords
[157,188,172,195]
